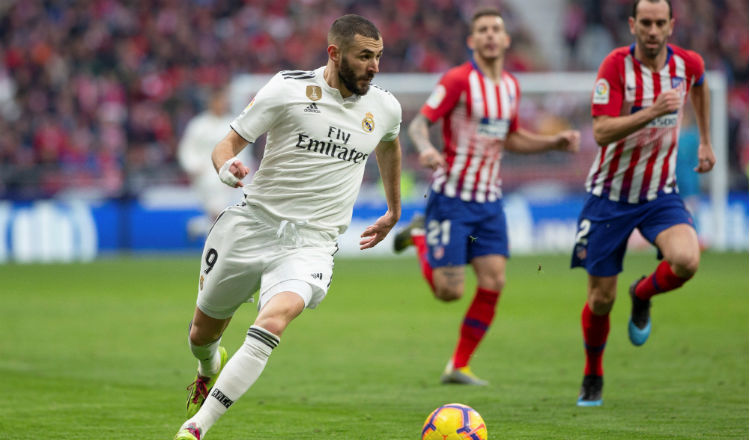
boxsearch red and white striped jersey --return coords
[586,44,705,203]
[421,61,520,203]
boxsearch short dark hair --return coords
[470,8,503,33]
[632,0,673,19]
[328,14,381,51]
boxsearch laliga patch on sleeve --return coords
[425,85,446,109]
[592,78,610,105]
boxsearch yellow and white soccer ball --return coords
[421,403,488,440]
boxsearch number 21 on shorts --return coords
[426,219,451,246]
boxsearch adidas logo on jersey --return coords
[304,103,321,113]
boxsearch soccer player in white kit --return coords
[174,14,402,440]
[177,87,252,237]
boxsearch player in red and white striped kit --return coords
[571,0,716,406]
[394,7,579,385]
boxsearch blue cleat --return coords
[577,374,603,407]
[628,277,651,346]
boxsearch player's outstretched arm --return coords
[689,82,716,173]
[408,114,446,170]
[211,130,251,188]
[505,128,580,154]
[360,138,402,250]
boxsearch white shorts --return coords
[196,203,337,319]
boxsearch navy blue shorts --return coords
[570,193,694,277]
[424,192,509,268]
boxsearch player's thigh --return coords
[654,224,700,273]
[259,245,336,311]
[639,195,699,270]
[196,207,267,319]
[571,196,638,277]
[466,201,509,288]
[254,291,306,337]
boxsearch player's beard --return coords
[339,56,372,96]
[639,36,667,59]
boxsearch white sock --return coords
[185,325,280,435]
[190,336,222,377]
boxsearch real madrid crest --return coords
[361,112,374,133]
[306,85,322,101]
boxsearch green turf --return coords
[0,252,747,439]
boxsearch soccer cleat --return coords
[174,422,201,440]
[440,361,489,386]
[577,374,603,407]
[186,346,228,418]
[628,276,652,346]
[393,214,425,253]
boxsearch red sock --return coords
[581,302,609,377]
[452,287,500,368]
[412,233,435,292]
[635,261,690,301]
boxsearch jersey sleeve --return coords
[591,52,623,117]
[508,74,521,133]
[420,69,463,123]
[380,93,402,142]
[230,74,285,143]
[684,49,706,87]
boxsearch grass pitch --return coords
[0,252,747,439]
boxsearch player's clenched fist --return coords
[555,130,581,153]
[218,156,250,188]
[651,88,682,117]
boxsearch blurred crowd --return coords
[565,0,748,190]
[0,0,746,199]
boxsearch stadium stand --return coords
[0,0,746,199]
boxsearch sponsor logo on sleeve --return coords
[237,98,256,119]
[425,84,446,109]
[592,78,610,105]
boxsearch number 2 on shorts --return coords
[575,219,591,245]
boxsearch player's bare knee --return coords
[486,275,506,293]
[673,257,699,279]
[253,313,292,337]
[587,286,615,314]
[189,323,222,346]
[588,295,614,315]
[434,285,463,302]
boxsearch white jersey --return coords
[178,111,252,215]
[230,66,402,236]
